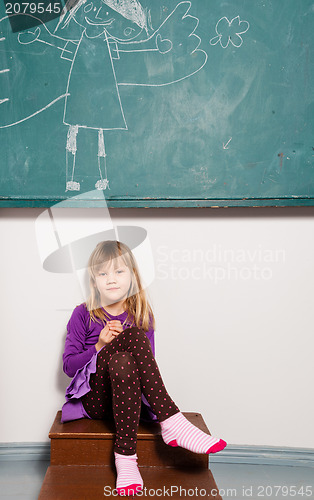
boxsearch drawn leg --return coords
[95,129,110,190]
[65,125,80,191]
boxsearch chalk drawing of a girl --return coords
[59,0,150,191]
[9,0,207,191]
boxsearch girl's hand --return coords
[95,320,123,351]
[18,27,41,45]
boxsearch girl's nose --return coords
[106,273,116,283]
[95,5,103,19]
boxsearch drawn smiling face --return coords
[75,0,143,40]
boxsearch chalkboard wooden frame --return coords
[1,196,314,208]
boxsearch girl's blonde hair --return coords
[86,240,155,332]
[55,0,147,35]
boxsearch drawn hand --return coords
[18,27,41,45]
[155,34,172,54]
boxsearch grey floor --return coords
[210,462,314,499]
[0,460,313,499]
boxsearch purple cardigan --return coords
[61,303,157,423]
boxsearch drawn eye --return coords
[84,2,93,12]
[124,27,135,37]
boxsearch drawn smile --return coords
[85,17,115,26]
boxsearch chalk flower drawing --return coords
[210,16,249,49]
[0,0,207,192]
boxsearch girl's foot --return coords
[95,178,110,190]
[114,452,143,496]
[65,181,80,191]
[160,412,227,454]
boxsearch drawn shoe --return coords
[66,181,80,191]
[95,179,110,190]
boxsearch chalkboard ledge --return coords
[1,198,314,208]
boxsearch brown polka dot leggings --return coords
[81,327,179,455]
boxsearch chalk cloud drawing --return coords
[210,16,249,48]
[0,1,207,192]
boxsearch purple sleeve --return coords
[145,322,155,356]
[63,305,97,378]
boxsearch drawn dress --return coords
[63,30,127,130]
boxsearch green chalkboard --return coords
[0,0,313,207]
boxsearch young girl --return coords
[61,240,227,496]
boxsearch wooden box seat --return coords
[39,411,222,499]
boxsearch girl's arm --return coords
[145,324,155,357]
[17,24,79,61]
[113,3,206,87]
[63,305,97,378]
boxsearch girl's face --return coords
[94,256,132,307]
[75,0,143,40]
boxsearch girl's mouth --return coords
[85,17,115,26]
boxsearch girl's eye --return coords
[84,2,93,13]
[116,270,124,274]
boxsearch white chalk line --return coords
[0,94,68,128]
[35,38,73,54]
[118,49,207,87]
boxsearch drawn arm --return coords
[18,24,78,61]
[0,14,72,128]
[114,1,207,86]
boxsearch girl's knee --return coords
[108,352,137,379]
[122,327,148,343]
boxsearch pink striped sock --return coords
[160,412,227,454]
[114,452,143,496]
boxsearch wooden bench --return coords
[39,411,222,499]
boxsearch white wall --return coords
[1,207,313,448]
